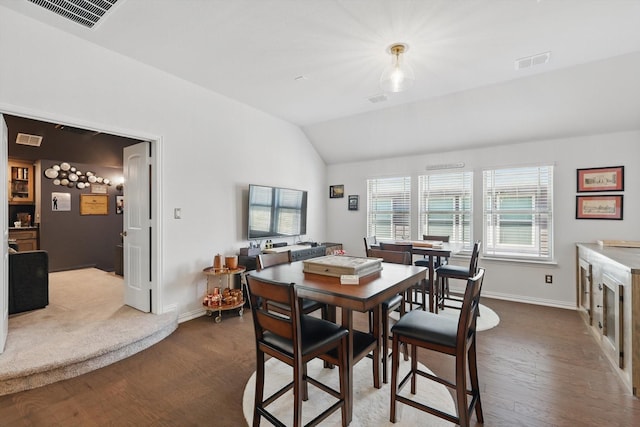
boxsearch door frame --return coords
[0,103,164,314]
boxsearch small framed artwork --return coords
[80,194,109,215]
[329,185,344,198]
[577,166,624,192]
[116,195,124,214]
[91,183,108,194]
[348,195,359,211]
[51,192,71,211]
[576,195,623,220]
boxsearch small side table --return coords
[202,266,246,323]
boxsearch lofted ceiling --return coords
[3,0,640,164]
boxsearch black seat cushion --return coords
[391,309,457,348]
[262,314,348,357]
[381,293,403,311]
[436,264,471,279]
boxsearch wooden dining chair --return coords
[256,251,328,319]
[378,242,427,312]
[363,236,378,255]
[366,248,410,383]
[246,275,349,427]
[390,268,486,427]
[436,240,481,311]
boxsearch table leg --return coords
[428,254,435,312]
[373,304,381,389]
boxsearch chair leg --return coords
[455,352,469,427]
[293,361,303,427]
[253,351,265,427]
[389,334,401,423]
[468,338,484,423]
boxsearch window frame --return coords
[482,165,554,261]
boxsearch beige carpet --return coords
[0,268,178,396]
[243,357,456,426]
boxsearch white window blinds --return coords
[367,177,411,240]
[483,165,554,260]
[418,172,473,251]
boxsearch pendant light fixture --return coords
[379,43,415,93]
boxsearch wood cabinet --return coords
[576,243,640,395]
[9,228,39,251]
[8,159,35,204]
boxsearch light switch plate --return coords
[174,208,182,219]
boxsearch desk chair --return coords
[366,248,410,383]
[390,269,486,427]
[435,241,481,312]
[256,251,328,319]
[246,275,349,427]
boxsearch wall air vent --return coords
[16,133,43,147]
[28,0,119,29]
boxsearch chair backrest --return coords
[246,275,300,346]
[456,268,485,348]
[378,242,413,253]
[366,248,411,265]
[468,241,482,275]
[422,235,450,242]
[363,236,378,252]
[256,250,292,271]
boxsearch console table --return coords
[576,243,640,395]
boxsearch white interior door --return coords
[123,142,151,312]
[1,115,8,352]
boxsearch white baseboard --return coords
[179,308,207,323]
[481,291,575,310]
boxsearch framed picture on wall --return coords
[329,185,344,198]
[576,195,623,220]
[51,192,71,211]
[348,195,359,211]
[116,195,124,214]
[80,194,109,215]
[577,166,624,192]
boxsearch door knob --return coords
[120,231,127,237]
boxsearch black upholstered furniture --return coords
[9,250,49,315]
[390,268,485,427]
[246,275,349,427]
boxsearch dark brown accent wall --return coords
[39,164,124,272]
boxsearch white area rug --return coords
[243,357,456,426]
[391,303,499,332]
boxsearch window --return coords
[418,172,473,250]
[367,177,411,240]
[483,165,553,260]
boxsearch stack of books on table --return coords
[303,255,383,278]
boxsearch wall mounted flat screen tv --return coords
[248,184,308,240]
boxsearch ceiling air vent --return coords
[16,133,43,147]
[515,51,551,70]
[28,0,119,29]
[368,94,388,104]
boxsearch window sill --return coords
[480,256,557,266]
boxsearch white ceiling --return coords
[4,0,640,164]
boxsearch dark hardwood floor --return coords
[0,299,639,426]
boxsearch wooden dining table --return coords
[247,260,426,423]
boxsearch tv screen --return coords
[247,184,308,240]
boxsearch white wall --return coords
[0,8,327,319]
[326,131,639,308]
